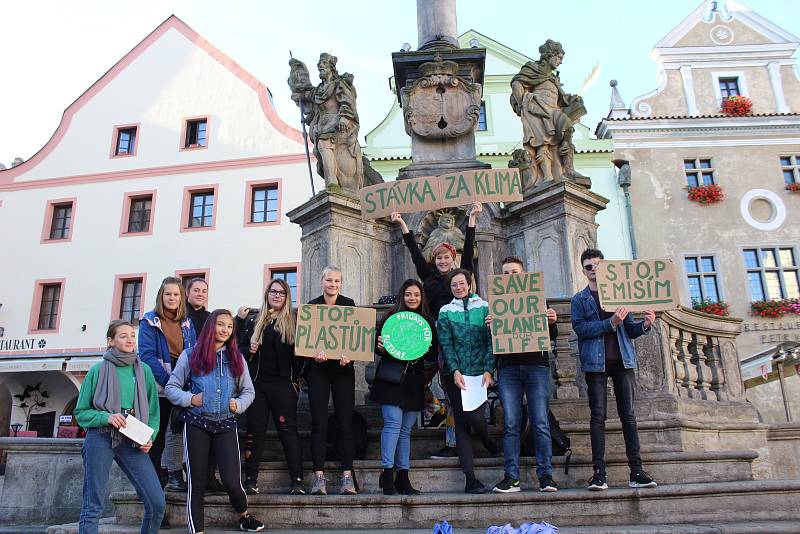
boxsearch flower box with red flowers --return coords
[687,184,724,205]
[692,299,731,317]
[750,299,800,319]
[720,95,752,116]
[787,182,800,192]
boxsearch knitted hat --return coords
[430,242,457,262]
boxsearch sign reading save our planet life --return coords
[595,259,680,312]
[295,305,377,361]
[380,311,433,361]
[488,272,550,354]
[360,168,524,219]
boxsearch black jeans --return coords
[307,361,355,471]
[585,368,643,473]
[148,397,173,474]
[245,380,303,481]
[184,424,247,534]
[443,375,494,475]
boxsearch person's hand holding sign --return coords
[546,308,557,324]
[643,310,656,329]
[315,350,327,363]
[390,212,409,234]
[611,306,629,328]
[340,358,351,367]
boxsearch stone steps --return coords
[110,479,800,529]
[42,519,800,534]
[247,449,756,493]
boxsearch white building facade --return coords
[0,16,314,437]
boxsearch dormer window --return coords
[183,118,208,149]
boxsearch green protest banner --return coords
[360,168,523,219]
[295,305,377,361]
[488,272,550,355]
[595,259,680,312]
[380,311,433,361]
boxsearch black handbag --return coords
[375,356,408,384]
[169,374,193,433]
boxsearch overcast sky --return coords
[1,0,798,167]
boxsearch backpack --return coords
[521,409,572,474]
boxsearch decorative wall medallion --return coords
[710,25,734,45]
[740,189,786,231]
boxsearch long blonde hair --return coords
[251,278,296,345]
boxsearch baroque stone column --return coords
[286,192,395,306]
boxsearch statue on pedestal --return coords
[288,54,367,197]
[421,211,465,261]
[510,40,588,185]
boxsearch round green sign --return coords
[381,312,433,361]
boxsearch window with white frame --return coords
[743,247,800,301]
[685,255,721,304]
[683,158,715,187]
[780,155,800,185]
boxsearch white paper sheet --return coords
[118,414,155,446]
[460,375,488,412]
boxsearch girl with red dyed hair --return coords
[165,309,264,533]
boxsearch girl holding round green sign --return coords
[371,279,438,495]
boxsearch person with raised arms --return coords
[75,320,164,534]
[486,256,560,494]
[238,278,306,496]
[391,202,497,461]
[437,269,498,494]
[571,248,657,492]
[371,279,438,495]
[306,266,358,495]
[165,309,264,533]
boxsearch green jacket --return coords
[74,360,160,441]
[437,294,494,376]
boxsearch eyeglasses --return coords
[583,264,598,272]
[268,290,287,298]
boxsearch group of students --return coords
[72,201,658,534]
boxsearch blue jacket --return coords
[139,310,196,387]
[165,347,255,421]
[570,286,649,372]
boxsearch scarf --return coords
[92,347,149,447]
[160,309,184,360]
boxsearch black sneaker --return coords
[290,478,306,495]
[430,446,458,459]
[244,478,259,495]
[539,475,558,492]
[629,470,658,489]
[239,513,265,532]
[465,478,486,494]
[588,469,608,491]
[492,476,520,493]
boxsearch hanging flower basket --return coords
[687,184,724,205]
[692,299,731,317]
[720,95,752,116]
[787,182,800,192]
[750,299,800,318]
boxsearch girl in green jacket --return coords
[74,319,164,534]
[437,269,499,494]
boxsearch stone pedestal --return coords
[286,192,395,306]
[503,180,609,299]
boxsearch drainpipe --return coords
[614,160,638,259]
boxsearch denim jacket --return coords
[570,286,650,373]
[165,347,255,421]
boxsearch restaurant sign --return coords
[0,338,47,352]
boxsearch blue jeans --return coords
[79,429,165,534]
[380,404,418,470]
[497,364,552,479]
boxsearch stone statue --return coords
[421,211,465,260]
[510,39,588,185]
[508,148,536,193]
[288,54,366,196]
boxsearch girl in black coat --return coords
[237,278,305,496]
[371,279,438,495]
